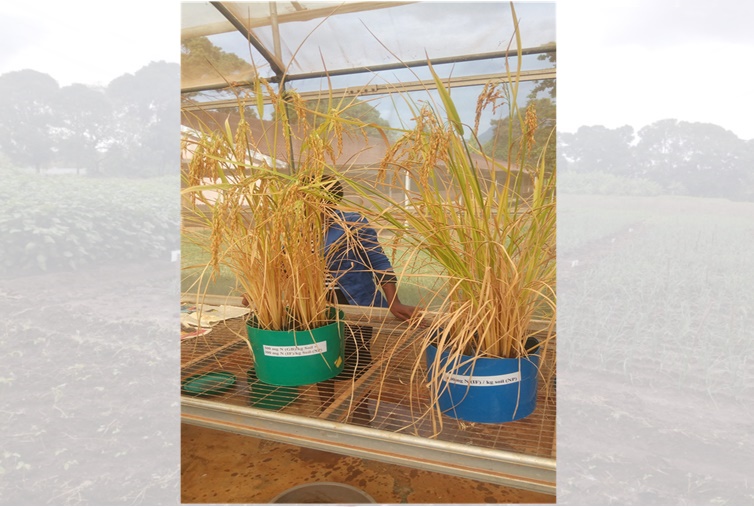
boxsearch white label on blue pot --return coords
[263,341,327,357]
[443,371,520,386]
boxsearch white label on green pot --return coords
[443,371,520,386]
[263,341,328,357]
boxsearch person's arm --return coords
[354,216,422,322]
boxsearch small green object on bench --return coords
[182,371,236,397]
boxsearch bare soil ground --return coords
[181,424,555,504]
[0,260,180,505]
[558,366,754,505]
[557,194,754,505]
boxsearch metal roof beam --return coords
[333,68,557,98]
[211,1,287,78]
[181,68,556,111]
[180,44,556,94]
[277,45,556,84]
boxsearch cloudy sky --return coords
[0,1,180,87]
[558,0,754,140]
[1,0,752,140]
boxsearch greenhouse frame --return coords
[180,1,556,495]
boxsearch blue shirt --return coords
[324,211,396,308]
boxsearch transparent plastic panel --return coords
[181,1,234,37]
[182,88,245,104]
[182,79,554,159]
[182,2,555,84]
[258,2,555,76]
[181,31,277,90]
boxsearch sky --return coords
[557,0,754,141]
[1,0,753,140]
[0,1,180,87]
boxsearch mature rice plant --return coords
[181,82,366,331]
[374,27,556,361]
[342,7,558,431]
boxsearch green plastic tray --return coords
[182,371,236,397]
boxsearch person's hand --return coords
[389,302,428,327]
[382,282,428,327]
[389,302,415,321]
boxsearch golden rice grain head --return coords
[209,203,225,278]
[522,103,538,153]
[234,118,251,170]
[474,81,506,135]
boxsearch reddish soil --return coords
[181,424,554,504]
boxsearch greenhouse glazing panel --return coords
[181,1,555,90]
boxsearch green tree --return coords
[105,62,179,177]
[181,36,253,87]
[635,119,750,198]
[299,96,381,127]
[0,70,59,172]
[55,84,111,175]
[528,44,556,100]
[483,96,555,174]
[278,93,393,140]
[559,125,636,177]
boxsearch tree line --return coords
[0,62,178,177]
[558,121,754,200]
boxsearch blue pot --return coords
[425,337,540,423]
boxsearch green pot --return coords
[246,308,345,386]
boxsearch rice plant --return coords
[338,7,558,431]
[181,83,369,331]
[373,17,556,361]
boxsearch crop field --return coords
[0,259,179,504]
[557,193,754,505]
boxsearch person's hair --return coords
[317,174,344,203]
[300,173,344,205]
